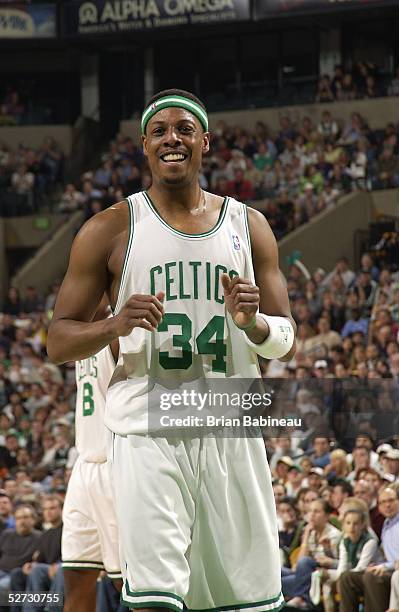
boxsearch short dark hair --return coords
[313,498,333,515]
[333,479,353,496]
[15,504,36,519]
[42,494,63,509]
[278,496,297,509]
[146,89,206,112]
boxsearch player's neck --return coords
[147,181,202,214]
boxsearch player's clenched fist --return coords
[221,274,259,328]
[112,292,165,336]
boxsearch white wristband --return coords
[245,313,295,359]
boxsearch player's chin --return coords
[161,173,190,186]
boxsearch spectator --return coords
[21,287,44,315]
[278,497,305,565]
[331,64,344,98]
[226,168,255,201]
[282,499,341,608]
[317,111,339,140]
[11,164,35,210]
[10,495,63,612]
[321,508,378,609]
[341,308,369,338]
[383,448,399,480]
[375,147,399,189]
[315,76,335,103]
[309,437,331,469]
[309,317,342,353]
[347,447,371,483]
[286,465,304,498]
[336,74,357,101]
[323,257,356,291]
[58,184,84,213]
[324,449,350,483]
[3,288,22,317]
[353,479,385,540]
[330,480,353,515]
[1,89,25,124]
[307,467,326,492]
[0,505,40,592]
[338,486,399,612]
[0,492,14,529]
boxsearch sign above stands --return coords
[63,0,251,35]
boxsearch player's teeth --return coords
[163,154,185,161]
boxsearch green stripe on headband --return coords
[141,95,208,134]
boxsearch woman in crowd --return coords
[324,449,350,483]
[311,507,378,611]
[335,509,379,610]
[282,499,341,608]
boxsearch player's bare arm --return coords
[47,202,164,364]
[222,207,296,362]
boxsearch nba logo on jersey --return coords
[232,234,240,250]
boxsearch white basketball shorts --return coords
[109,433,283,611]
[62,455,121,579]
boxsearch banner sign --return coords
[0,3,56,38]
[63,0,250,35]
[255,0,392,19]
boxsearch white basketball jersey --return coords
[105,191,260,435]
[75,345,115,462]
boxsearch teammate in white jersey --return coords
[61,299,121,612]
[48,88,296,612]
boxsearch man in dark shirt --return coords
[354,479,385,540]
[10,496,63,612]
[0,505,40,593]
[0,492,15,529]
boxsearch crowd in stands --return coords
[0,138,64,215]
[53,110,399,240]
[0,242,399,610]
[260,249,399,610]
[315,62,399,104]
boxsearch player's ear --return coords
[142,134,148,157]
[202,132,210,154]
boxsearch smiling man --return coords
[47,89,295,612]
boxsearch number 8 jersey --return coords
[75,345,115,462]
[105,192,260,435]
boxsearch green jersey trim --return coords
[121,598,182,612]
[62,560,104,570]
[124,581,184,603]
[242,203,252,258]
[114,197,135,314]
[189,591,285,611]
[143,191,229,239]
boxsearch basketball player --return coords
[47,88,296,612]
[61,297,121,612]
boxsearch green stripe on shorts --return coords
[121,598,182,612]
[125,580,184,603]
[189,591,285,611]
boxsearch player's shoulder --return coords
[246,205,269,226]
[244,204,277,258]
[222,195,265,220]
[75,200,129,244]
